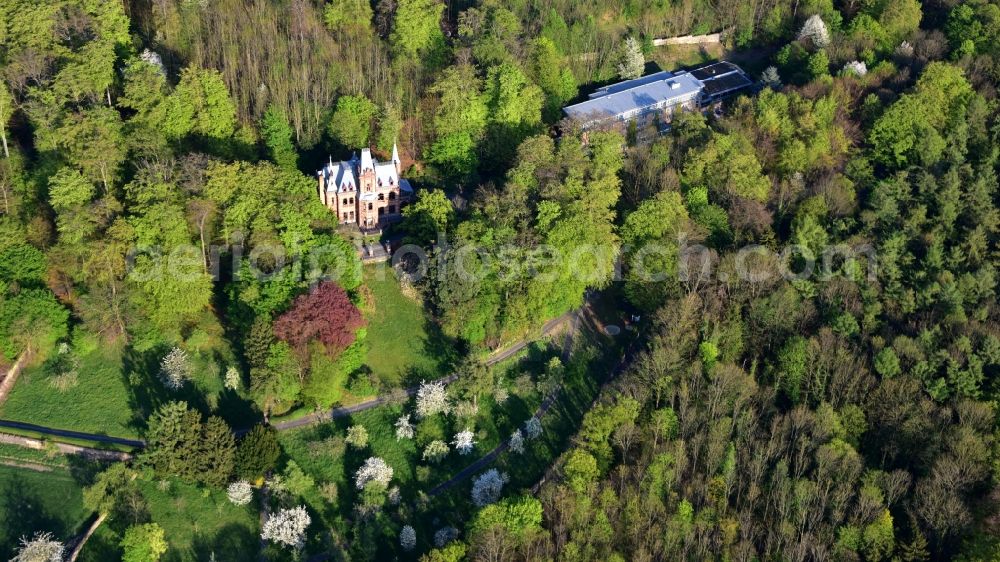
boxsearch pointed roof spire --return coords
[360,148,374,172]
[391,142,400,165]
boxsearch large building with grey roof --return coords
[317,144,413,230]
[562,61,753,136]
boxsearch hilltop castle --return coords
[317,144,413,230]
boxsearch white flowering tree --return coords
[434,526,460,548]
[140,48,166,75]
[355,457,393,489]
[399,525,416,551]
[798,14,830,48]
[223,366,242,390]
[843,60,868,76]
[493,384,509,404]
[508,429,525,454]
[471,469,509,507]
[453,429,476,455]
[394,414,414,440]
[159,347,192,390]
[261,506,311,550]
[423,440,449,463]
[227,480,253,506]
[11,532,64,562]
[761,66,782,89]
[415,380,450,418]
[617,36,644,80]
[524,417,543,440]
[346,425,369,449]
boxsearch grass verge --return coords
[361,265,457,388]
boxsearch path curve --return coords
[268,307,577,432]
[427,304,640,498]
[428,310,582,497]
[0,307,579,447]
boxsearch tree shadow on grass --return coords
[121,345,213,434]
[491,394,533,433]
[215,388,262,432]
[190,522,258,562]
[406,315,463,388]
[522,341,560,370]
[0,474,77,559]
[75,527,122,562]
[64,454,107,488]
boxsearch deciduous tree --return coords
[273,282,364,358]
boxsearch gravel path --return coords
[427,309,582,497]
[0,307,579,449]
[268,307,577,432]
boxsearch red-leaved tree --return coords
[273,282,364,357]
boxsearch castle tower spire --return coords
[391,142,401,175]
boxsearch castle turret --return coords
[391,142,401,175]
[359,148,375,192]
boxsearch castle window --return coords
[378,193,385,201]
[350,211,354,219]
[368,203,372,210]
[342,198,348,206]
[350,197,355,204]
[389,192,396,201]
[342,212,348,220]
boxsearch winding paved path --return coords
[0,419,145,448]
[427,302,642,498]
[0,307,579,448]
[268,307,578,432]
[427,309,583,497]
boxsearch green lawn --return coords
[71,477,259,562]
[0,343,139,438]
[269,294,621,559]
[278,406,419,560]
[0,452,258,562]
[431,293,630,509]
[134,479,259,562]
[362,264,456,388]
[0,464,93,560]
[0,326,259,438]
[273,343,554,559]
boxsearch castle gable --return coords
[374,162,398,188]
[320,161,356,193]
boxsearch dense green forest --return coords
[0,0,999,560]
